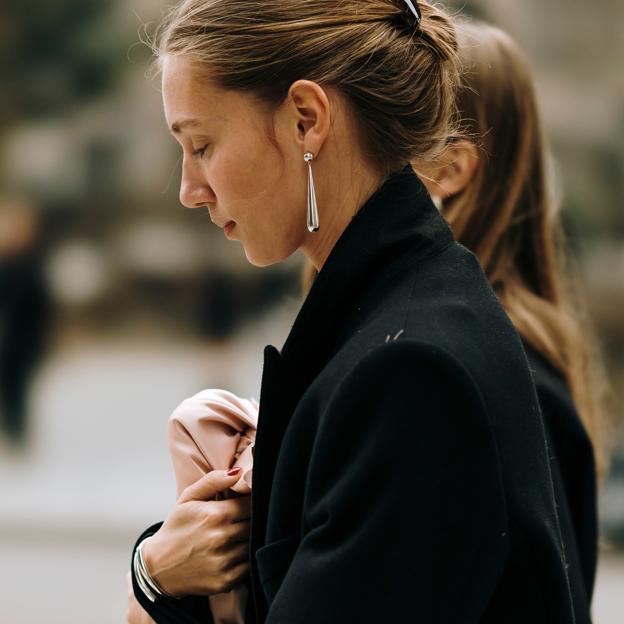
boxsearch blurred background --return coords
[0,0,622,621]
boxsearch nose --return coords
[179,158,215,209]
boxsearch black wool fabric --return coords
[524,343,598,605]
[132,167,594,624]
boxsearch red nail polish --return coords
[227,467,242,476]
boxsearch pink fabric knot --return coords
[168,388,259,624]
[168,388,258,497]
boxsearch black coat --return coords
[132,168,593,623]
[524,344,598,606]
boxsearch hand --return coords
[126,572,155,624]
[142,469,251,597]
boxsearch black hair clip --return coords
[403,0,421,27]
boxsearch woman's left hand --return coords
[126,572,156,624]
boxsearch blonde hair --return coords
[152,0,460,177]
[441,21,611,482]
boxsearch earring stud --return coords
[304,152,319,232]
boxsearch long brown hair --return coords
[152,0,460,177]
[440,21,609,481]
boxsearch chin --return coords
[242,241,295,268]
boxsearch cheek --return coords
[206,127,306,263]
[237,146,289,219]
[211,137,273,205]
[242,164,307,265]
[205,152,243,202]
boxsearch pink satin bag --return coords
[168,389,259,624]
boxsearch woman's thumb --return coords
[179,467,242,503]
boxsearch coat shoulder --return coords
[316,337,491,436]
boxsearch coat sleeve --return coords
[265,340,510,623]
[131,522,215,624]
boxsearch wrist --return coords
[135,536,180,601]
[140,537,161,580]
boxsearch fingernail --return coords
[227,467,242,476]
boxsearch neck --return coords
[300,163,384,271]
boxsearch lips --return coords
[208,210,236,238]
[209,214,233,229]
[223,221,236,238]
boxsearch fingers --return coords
[226,540,250,567]
[190,496,250,534]
[221,520,251,546]
[218,494,251,522]
[229,559,251,587]
[210,521,250,556]
[220,559,251,594]
[194,495,250,529]
[179,468,244,503]
[126,572,156,624]
[126,597,156,624]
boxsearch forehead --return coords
[161,56,240,131]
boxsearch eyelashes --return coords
[192,144,209,159]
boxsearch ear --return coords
[415,140,479,199]
[287,80,332,157]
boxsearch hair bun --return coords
[414,2,459,62]
[388,1,457,63]
[389,0,421,35]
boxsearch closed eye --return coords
[193,144,209,159]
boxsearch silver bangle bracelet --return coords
[133,536,177,603]
[133,546,157,603]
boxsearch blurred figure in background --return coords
[0,198,50,444]
[414,20,610,608]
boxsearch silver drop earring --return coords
[304,152,320,232]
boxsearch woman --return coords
[414,21,606,609]
[128,2,589,623]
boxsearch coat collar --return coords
[281,165,454,369]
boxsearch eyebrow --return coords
[170,118,203,134]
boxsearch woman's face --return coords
[161,56,308,267]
